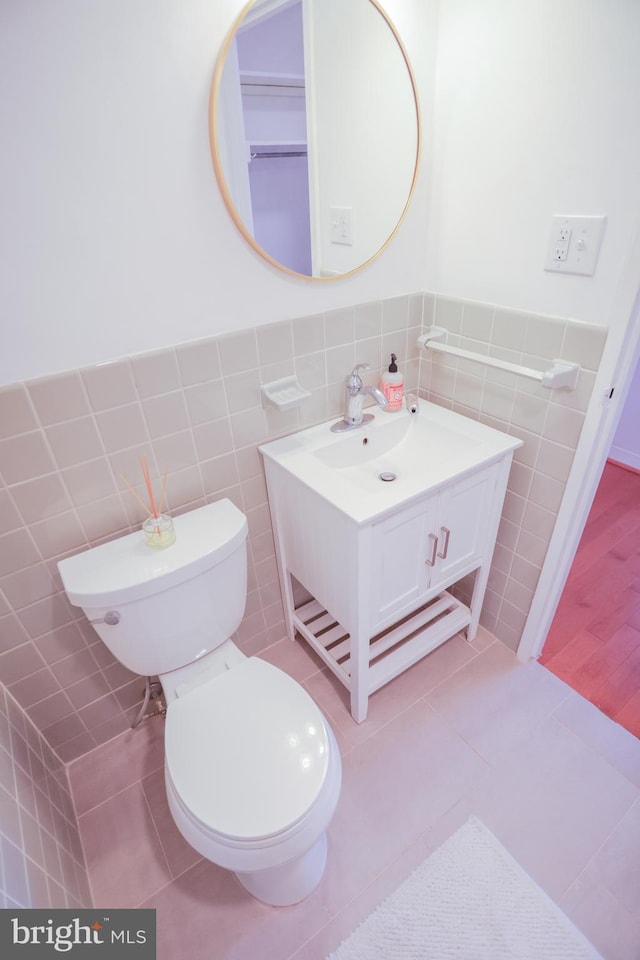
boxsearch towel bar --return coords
[417,328,580,391]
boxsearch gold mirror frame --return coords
[209,0,421,281]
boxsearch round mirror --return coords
[210,0,421,280]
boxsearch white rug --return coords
[327,817,602,960]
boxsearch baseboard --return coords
[607,455,640,476]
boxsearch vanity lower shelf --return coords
[293,591,471,697]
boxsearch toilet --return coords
[57,499,342,906]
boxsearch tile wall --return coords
[0,291,607,768]
[0,294,423,764]
[0,682,91,907]
[419,295,608,647]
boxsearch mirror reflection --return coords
[210,0,420,280]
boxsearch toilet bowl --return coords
[57,499,342,906]
[164,655,341,905]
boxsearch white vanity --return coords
[260,399,521,722]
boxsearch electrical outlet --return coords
[544,215,606,275]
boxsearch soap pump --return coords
[380,353,404,412]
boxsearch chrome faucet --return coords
[330,363,389,433]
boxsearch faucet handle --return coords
[346,362,370,388]
[346,363,369,392]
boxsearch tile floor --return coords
[68,631,640,960]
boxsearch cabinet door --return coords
[370,495,439,630]
[430,466,497,587]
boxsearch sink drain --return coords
[379,472,397,482]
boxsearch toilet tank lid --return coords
[57,499,248,608]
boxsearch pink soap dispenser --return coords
[380,353,404,412]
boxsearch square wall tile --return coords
[45,419,103,470]
[0,489,23,535]
[292,314,325,355]
[29,512,87,560]
[183,380,228,426]
[461,302,493,341]
[81,359,137,412]
[0,385,38,439]
[27,373,90,426]
[142,393,189,439]
[176,338,221,386]
[256,320,294,365]
[152,432,199,474]
[355,301,382,340]
[217,329,259,374]
[562,321,608,371]
[0,529,40,578]
[95,404,149,453]
[131,349,181,398]
[9,667,61,709]
[434,297,463,333]
[524,316,566,359]
[2,563,58,611]
[325,307,355,346]
[0,433,56,485]
[0,614,30,655]
[491,308,528,351]
[0,642,47,685]
[382,296,409,333]
[10,475,72,525]
[62,459,119,508]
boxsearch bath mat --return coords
[327,817,602,960]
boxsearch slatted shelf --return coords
[293,592,471,695]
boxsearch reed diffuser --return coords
[121,456,176,549]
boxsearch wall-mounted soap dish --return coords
[261,376,311,411]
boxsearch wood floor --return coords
[540,459,640,739]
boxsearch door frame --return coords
[517,222,640,663]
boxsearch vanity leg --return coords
[466,566,487,642]
[280,570,297,641]
[349,628,369,723]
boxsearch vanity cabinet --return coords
[260,401,520,723]
[370,467,496,632]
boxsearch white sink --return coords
[260,399,522,524]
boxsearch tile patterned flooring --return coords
[541,461,640,739]
[68,631,640,960]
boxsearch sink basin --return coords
[259,399,522,524]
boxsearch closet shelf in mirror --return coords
[249,141,307,161]
[240,71,305,96]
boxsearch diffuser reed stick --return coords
[120,458,170,521]
[140,454,159,519]
[121,458,175,549]
[120,475,152,515]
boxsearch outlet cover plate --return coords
[544,215,606,276]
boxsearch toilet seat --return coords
[165,658,331,843]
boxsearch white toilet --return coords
[57,499,342,906]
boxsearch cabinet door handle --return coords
[437,526,451,560]
[425,532,438,567]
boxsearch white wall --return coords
[427,0,640,331]
[308,0,419,275]
[4,0,639,388]
[610,357,640,469]
[0,0,434,386]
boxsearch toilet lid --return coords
[164,658,331,841]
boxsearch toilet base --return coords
[234,832,328,906]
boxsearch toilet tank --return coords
[57,500,248,677]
